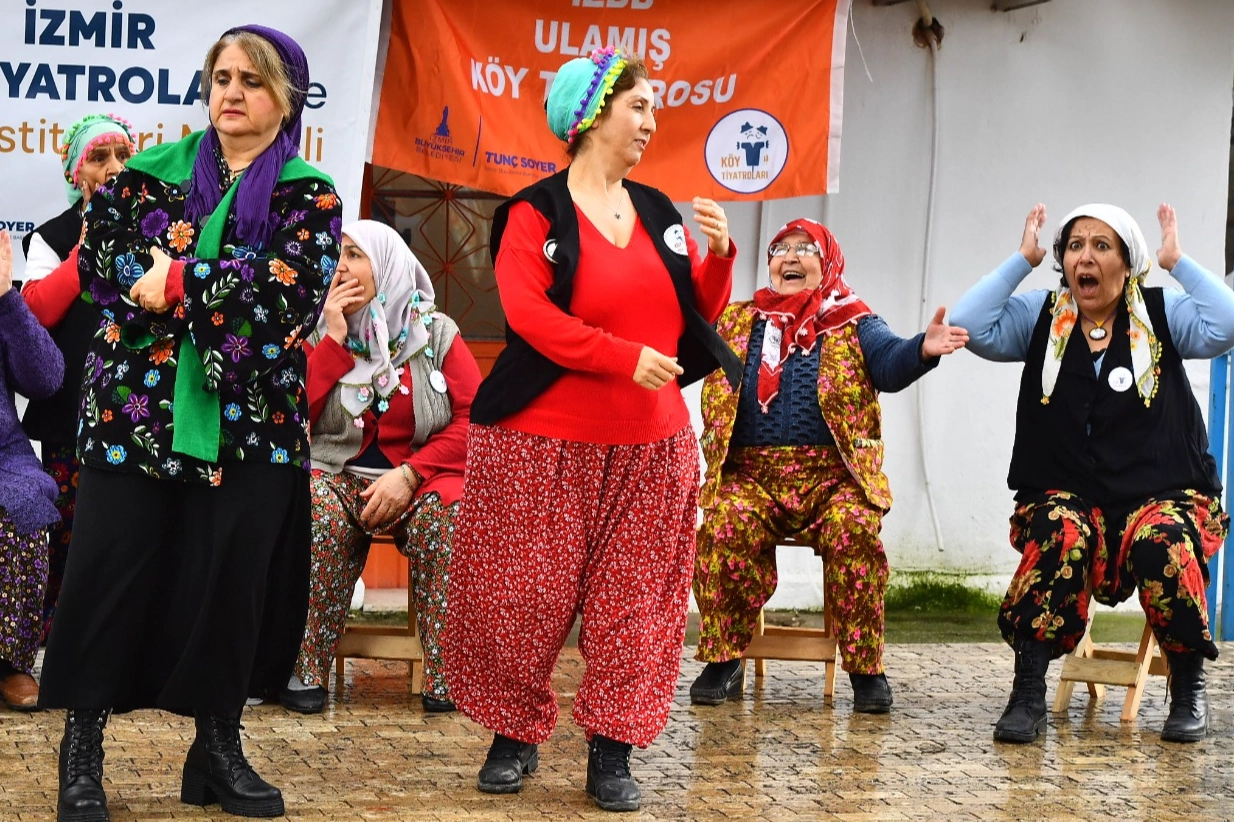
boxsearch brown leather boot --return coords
[0,671,40,711]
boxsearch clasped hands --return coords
[129,246,174,313]
[358,466,420,530]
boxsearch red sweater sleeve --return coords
[305,336,356,426]
[20,246,81,328]
[495,201,643,375]
[686,227,736,324]
[164,261,186,306]
[407,339,481,485]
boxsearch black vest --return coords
[471,169,742,425]
[1008,288,1220,508]
[20,205,98,445]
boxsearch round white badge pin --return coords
[429,370,448,394]
[663,225,688,256]
[1108,366,1133,393]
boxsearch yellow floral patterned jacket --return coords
[699,302,893,511]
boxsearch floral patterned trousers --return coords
[0,510,49,674]
[294,470,457,699]
[1000,490,1228,659]
[446,424,701,748]
[695,446,889,675]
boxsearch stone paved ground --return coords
[3,643,1232,821]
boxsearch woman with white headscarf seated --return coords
[281,219,481,714]
[952,203,1234,746]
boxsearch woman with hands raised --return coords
[952,202,1234,746]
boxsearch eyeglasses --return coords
[768,242,821,257]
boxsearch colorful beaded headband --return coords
[59,113,137,203]
[547,47,628,144]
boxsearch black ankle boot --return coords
[689,659,744,706]
[57,709,110,822]
[850,673,894,714]
[477,733,539,794]
[1162,650,1209,743]
[586,734,640,812]
[993,639,1052,743]
[181,712,284,817]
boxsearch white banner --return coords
[0,0,383,279]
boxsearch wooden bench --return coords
[740,537,837,702]
[1052,606,1166,722]
[333,534,425,695]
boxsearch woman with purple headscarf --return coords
[39,25,340,821]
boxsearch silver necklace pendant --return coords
[614,211,621,219]
[1088,326,1107,341]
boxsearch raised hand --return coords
[1157,203,1182,272]
[0,230,12,297]
[322,272,367,344]
[921,306,969,360]
[692,197,732,257]
[1019,203,1047,267]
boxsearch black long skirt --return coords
[39,463,310,715]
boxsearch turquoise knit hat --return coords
[546,47,628,144]
[59,113,136,206]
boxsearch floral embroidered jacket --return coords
[700,302,893,511]
[75,148,342,485]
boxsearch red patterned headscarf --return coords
[751,218,871,412]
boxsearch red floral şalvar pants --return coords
[294,470,457,699]
[694,446,889,674]
[1000,490,1228,659]
[445,424,700,748]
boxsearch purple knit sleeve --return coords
[0,288,64,399]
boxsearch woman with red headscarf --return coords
[690,218,968,714]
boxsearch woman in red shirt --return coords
[283,220,480,715]
[445,48,740,813]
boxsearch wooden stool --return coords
[740,537,837,702]
[334,534,425,694]
[1052,606,1166,722]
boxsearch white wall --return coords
[685,0,1234,607]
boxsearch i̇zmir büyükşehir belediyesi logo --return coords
[704,109,788,194]
[415,106,465,163]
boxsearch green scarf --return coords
[120,131,332,462]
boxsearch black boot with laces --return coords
[181,712,284,817]
[1161,650,1209,742]
[993,639,1052,743]
[586,734,640,812]
[57,709,110,822]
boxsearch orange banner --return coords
[374,0,850,201]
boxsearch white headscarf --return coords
[1042,203,1160,407]
[311,220,436,419]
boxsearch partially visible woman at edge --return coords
[38,25,341,822]
[0,229,65,712]
[445,47,742,813]
[20,113,136,643]
[282,219,479,716]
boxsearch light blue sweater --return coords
[951,253,1234,367]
